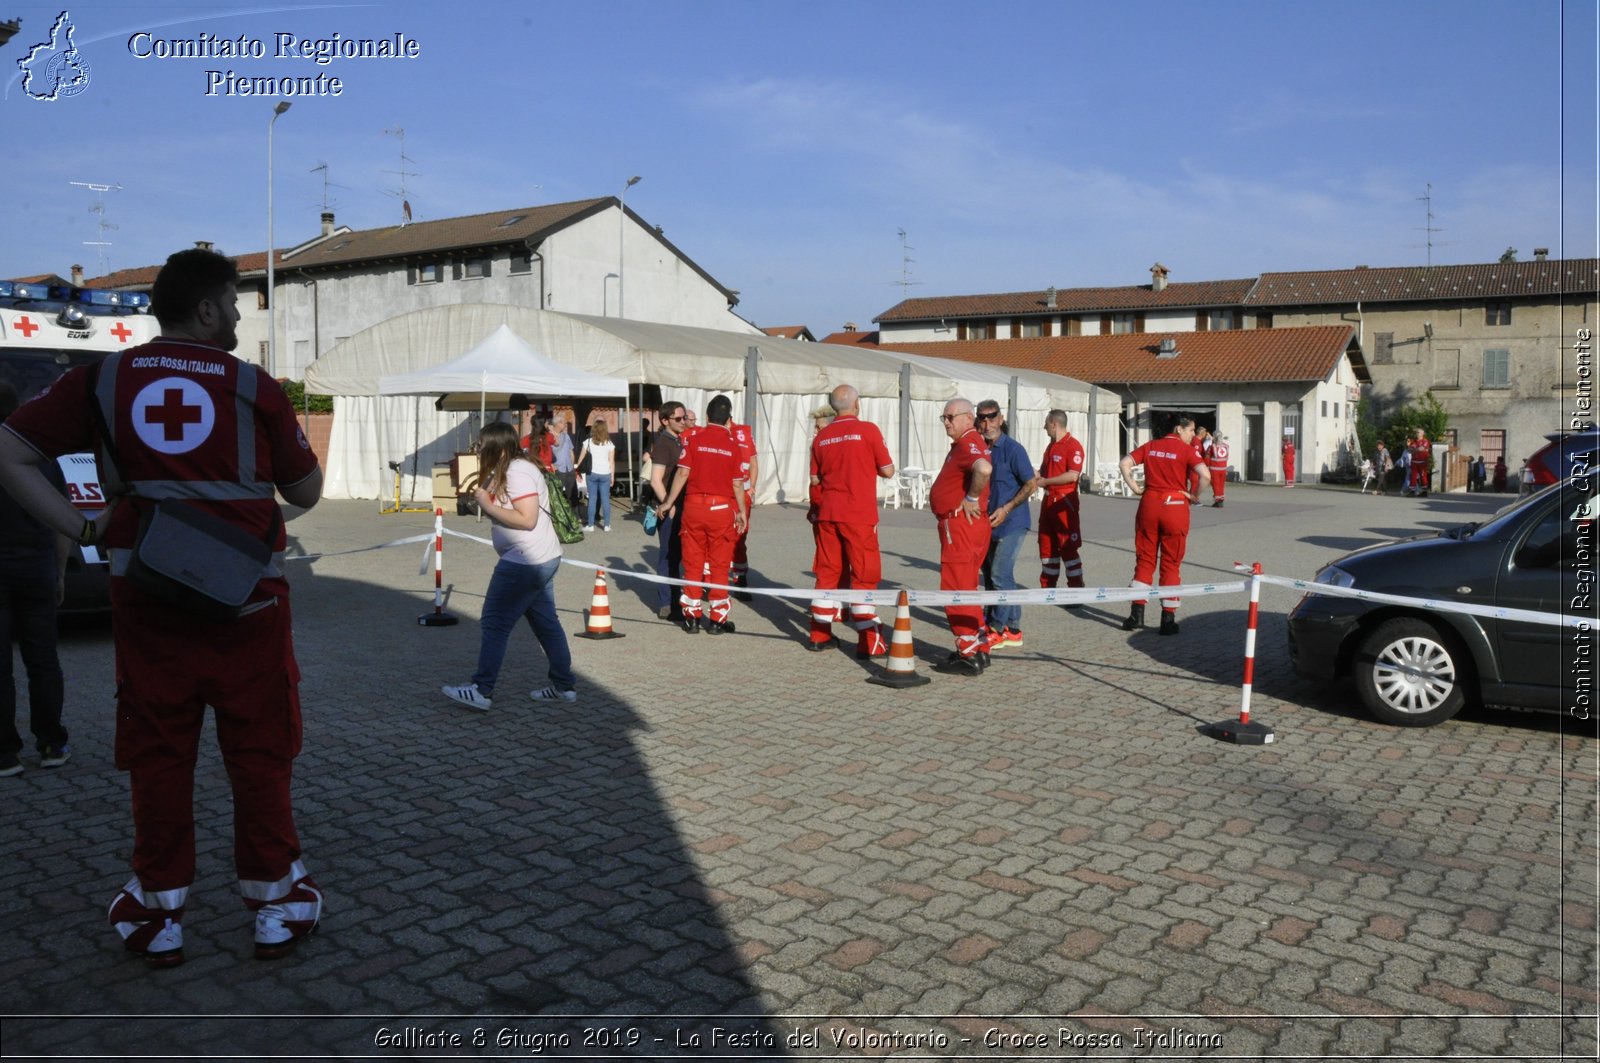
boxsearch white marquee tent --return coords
[303,304,1121,503]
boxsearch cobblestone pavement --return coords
[2,483,1595,1060]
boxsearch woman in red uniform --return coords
[1120,416,1207,635]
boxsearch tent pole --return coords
[898,361,913,470]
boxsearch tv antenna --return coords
[309,161,347,213]
[1412,183,1451,267]
[69,180,122,275]
[381,126,420,225]
[893,227,922,294]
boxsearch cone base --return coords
[1204,719,1275,744]
[417,613,459,627]
[575,630,626,640]
[867,669,931,688]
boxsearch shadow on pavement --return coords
[3,547,777,1057]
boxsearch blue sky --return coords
[3,0,1596,336]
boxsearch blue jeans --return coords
[472,556,574,696]
[982,522,1027,632]
[586,474,612,526]
[655,510,682,611]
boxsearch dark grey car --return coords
[1287,476,1596,726]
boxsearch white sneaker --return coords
[582,524,596,531]
[603,525,611,532]
[530,686,577,702]
[442,683,492,711]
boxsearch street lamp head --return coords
[273,100,292,116]
[625,175,641,188]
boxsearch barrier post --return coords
[1205,562,1274,744]
[418,508,459,627]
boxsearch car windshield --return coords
[1457,479,1572,540]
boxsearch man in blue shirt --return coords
[976,400,1038,652]
[551,416,578,508]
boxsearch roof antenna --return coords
[68,179,122,276]
[1412,183,1451,267]
[893,227,922,295]
[309,161,346,213]
[382,127,420,225]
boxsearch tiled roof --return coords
[876,278,1257,322]
[7,273,71,287]
[279,198,611,269]
[762,325,815,341]
[84,196,737,300]
[1245,258,1600,307]
[820,329,880,347]
[869,325,1362,385]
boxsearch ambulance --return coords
[0,281,160,611]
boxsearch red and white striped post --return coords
[418,507,459,627]
[1207,561,1274,744]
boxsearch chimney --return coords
[71,264,84,287]
[321,211,335,236]
[844,322,858,332]
[1150,262,1169,292]
[1045,286,1057,309]
[1534,247,1549,261]
[194,240,213,252]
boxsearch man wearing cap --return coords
[1036,409,1086,597]
[1120,415,1206,636]
[929,398,992,674]
[808,385,895,655]
[656,395,747,634]
[976,400,1035,652]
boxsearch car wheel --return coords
[1354,617,1468,727]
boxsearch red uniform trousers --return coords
[112,592,308,909]
[1131,493,1191,612]
[730,488,754,584]
[680,494,737,622]
[1208,468,1227,500]
[1037,494,1084,588]
[1283,452,1296,483]
[938,513,992,655]
[811,521,880,648]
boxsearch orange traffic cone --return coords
[867,591,930,688]
[574,571,626,640]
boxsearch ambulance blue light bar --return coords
[0,282,149,312]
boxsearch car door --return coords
[1493,480,1597,699]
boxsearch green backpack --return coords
[543,471,585,544]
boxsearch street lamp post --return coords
[618,175,640,319]
[266,100,291,378]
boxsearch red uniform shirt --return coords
[1207,440,1230,472]
[677,423,743,499]
[4,339,317,596]
[1040,434,1084,499]
[730,422,756,486]
[930,428,991,514]
[810,414,892,524]
[1131,433,1202,496]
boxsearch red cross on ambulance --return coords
[133,377,214,455]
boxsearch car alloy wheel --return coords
[1354,617,1468,727]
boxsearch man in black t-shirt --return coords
[647,401,687,619]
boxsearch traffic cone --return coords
[574,571,626,640]
[867,591,930,688]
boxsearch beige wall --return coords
[1271,295,1595,471]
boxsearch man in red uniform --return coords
[1281,436,1296,487]
[809,384,896,655]
[1036,409,1086,598]
[1207,433,1231,507]
[728,418,758,598]
[657,395,747,634]
[1119,416,1206,636]
[0,248,324,966]
[929,399,992,675]
[1189,426,1209,503]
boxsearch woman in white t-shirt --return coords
[441,422,575,709]
[577,421,617,531]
